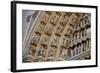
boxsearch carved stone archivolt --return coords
[23,11,91,62]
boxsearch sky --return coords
[22,10,38,57]
[22,10,35,41]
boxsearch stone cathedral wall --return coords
[22,11,91,63]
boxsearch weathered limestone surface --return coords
[22,11,91,62]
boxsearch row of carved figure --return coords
[23,11,91,62]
